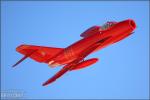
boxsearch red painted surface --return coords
[13,19,136,86]
[70,58,98,71]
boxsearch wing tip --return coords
[12,64,17,68]
[42,83,47,86]
[42,81,52,86]
[42,78,56,86]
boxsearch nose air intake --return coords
[128,19,136,30]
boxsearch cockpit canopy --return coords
[100,21,117,31]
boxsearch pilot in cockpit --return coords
[100,21,117,31]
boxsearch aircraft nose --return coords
[118,19,136,32]
[128,19,136,30]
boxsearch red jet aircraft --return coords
[13,19,136,86]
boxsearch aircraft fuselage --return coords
[48,19,136,67]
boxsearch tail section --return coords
[13,44,64,67]
[12,51,35,67]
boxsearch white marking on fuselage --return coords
[48,60,54,65]
[48,63,60,68]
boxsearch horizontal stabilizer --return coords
[12,55,28,67]
[16,44,64,63]
[12,50,36,67]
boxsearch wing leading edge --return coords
[42,43,101,86]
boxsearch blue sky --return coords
[1,1,149,99]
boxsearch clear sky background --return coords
[1,1,149,99]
